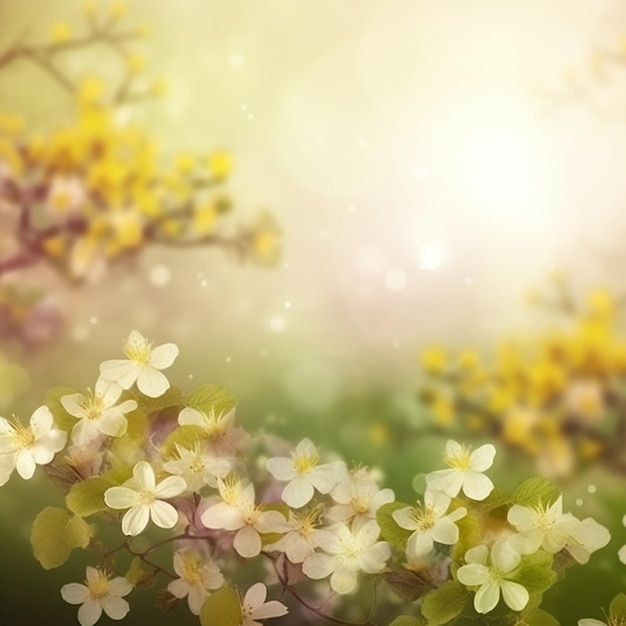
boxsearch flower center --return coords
[10,418,35,448]
[124,339,152,364]
[139,489,156,505]
[412,505,436,530]
[88,571,110,599]
[351,495,370,514]
[80,390,106,420]
[297,506,322,537]
[293,451,320,474]
[445,446,471,471]
[220,476,242,505]
[533,504,555,531]
[181,558,204,586]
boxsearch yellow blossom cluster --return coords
[419,281,626,478]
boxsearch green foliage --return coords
[131,386,184,416]
[513,549,557,612]
[516,608,561,625]
[30,506,93,569]
[162,425,208,456]
[420,580,469,625]
[451,512,481,562]
[200,587,241,626]
[376,501,414,551]
[185,383,237,416]
[511,477,559,508]
[610,592,626,618]
[383,569,432,602]
[389,616,425,626]
[44,386,78,432]
[66,476,111,517]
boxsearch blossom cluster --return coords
[418,275,626,477]
[0,330,617,626]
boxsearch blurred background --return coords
[3,0,626,623]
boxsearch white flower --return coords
[0,405,67,485]
[266,438,347,508]
[167,550,224,615]
[265,506,325,563]
[302,520,391,594]
[104,461,187,536]
[328,467,395,528]
[46,174,86,218]
[99,330,179,398]
[239,582,288,626]
[177,406,250,456]
[392,490,466,558]
[61,566,132,626]
[201,477,290,558]
[508,496,610,563]
[456,540,529,614]
[425,440,495,501]
[61,378,137,445]
[163,443,232,491]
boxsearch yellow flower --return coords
[51,23,71,44]
[110,1,128,19]
[207,151,233,179]
[421,346,447,375]
[193,204,217,235]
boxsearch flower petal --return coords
[302,553,335,580]
[137,367,170,398]
[107,577,132,597]
[122,505,150,536]
[101,596,130,620]
[308,461,346,494]
[15,450,36,479]
[461,471,494,501]
[457,563,489,587]
[234,524,262,558]
[105,487,140,510]
[266,457,297,481]
[78,599,103,626]
[61,583,90,605]
[474,580,500,614]
[30,405,53,437]
[469,443,496,472]
[133,461,156,490]
[281,475,314,508]
[148,343,179,369]
[251,600,288,620]
[99,359,141,390]
[244,582,267,609]
[154,475,187,498]
[330,565,358,594]
[500,580,529,612]
[149,500,179,529]
[61,394,87,419]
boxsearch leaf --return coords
[514,549,557,596]
[451,512,481,562]
[66,477,111,517]
[131,386,184,416]
[200,587,241,626]
[30,506,93,569]
[44,385,79,432]
[610,592,626,618]
[420,580,469,625]
[185,384,237,416]
[162,425,208,456]
[383,569,431,602]
[517,608,561,625]
[389,616,425,626]
[511,477,559,508]
[376,501,414,551]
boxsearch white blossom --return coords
[239,582,288,626]
[99,330,178,398]
[61,378,137,445]
[425,439,495,501]
[61,567,132,626]
[266,438,347,508]
[201,477,290,558]
[167,550,224,615]
[0,405,67,485]
[162,443,232,491]
[104,461,186,536]
[457,540,529,614]
[302,520,391,594]
[392,490,466,558]
[265,506,325,563]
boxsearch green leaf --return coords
[610,592,626,618]
[389,616,425,626]
[200,587,241,626]
[514,550,557,596]
[517,608,560,625]
[162,425,208,456]
[44,385,79,432]
[383,569,431,602]
[511,477,559,508]
[451,511,481,562]
[376,501,414,551]
[421,580,469,625]
[30,506,93,569]
[185,384,237,416]
[66,477,111,517]
[131,386,184,416]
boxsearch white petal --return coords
[168,578,190,599]
[108,577,132,597]
[178,407,207,427]
[356,519,383,546]
[234,525,262,558]
[30,405,53,437]
[491,539,521,573]
[101,596,130,620]
[469,443,496,472]
[308,462,346,493]
[407,530,434,558]
[444,439,463,458]
[295,438,317,457]
[266,457,297,481]
[457,563,489,586]
[0,453,16,486]
[461,471,494,501]
[133,461,156,490]
[464,544,489,565]
[137,367,170,398]
[148,343,179,369]
[255,510,291,534]
[251,600,288,620]
[507,505,537,531]
[500,580,529,612]
[244,582,267,609]
[202,503,244,531]
[282,475,314,508]
[392,507,419,531]
[97,412,128,438]
[154,475,187,498]
[357,542,391,573]
[15,450,36,479]
[330,565,358,594]
[425,469,464,498]
[474,580,500,614]
[61,583,90,605]
[105,487,140,510]
[122,505,150,536]
[99,359,141,389]
[431,517,460,545]
[149,500,179,529]
[78,599,103,626]
[302,553,335,580]
[126,330,146,349]
[95,378,123,404]
[61,394,87,419]
[188,585,208,615]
